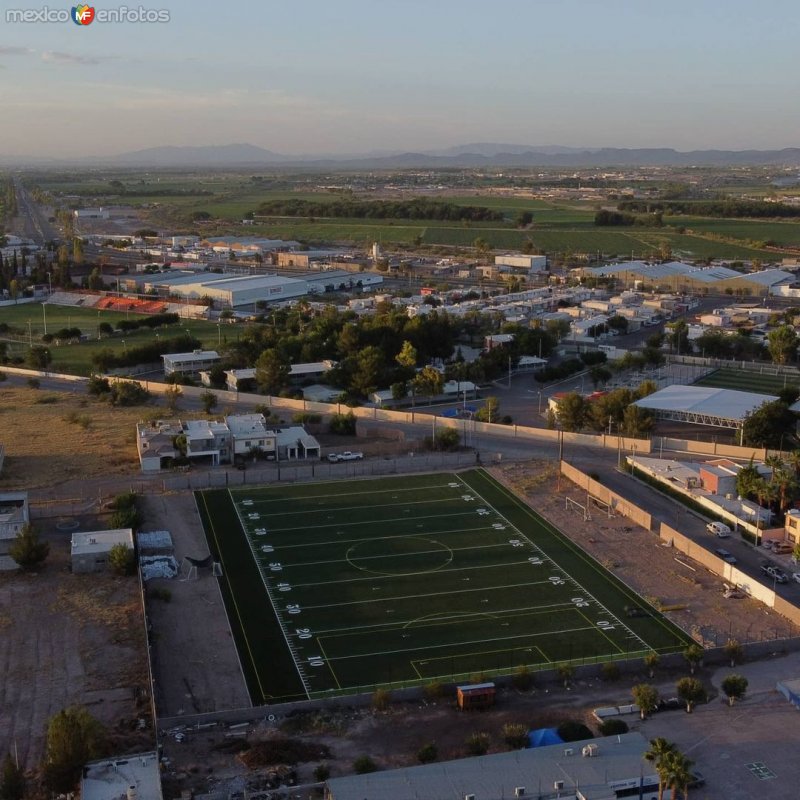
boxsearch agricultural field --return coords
[196,470,691,704]
[694,367,800,396]
[665,216,800,248]
[0,303,223,375]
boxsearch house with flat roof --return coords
[275,426,321,460]
[136,420,180,472]
[0,492,28,545]
[80,752,162,800]
[71,529,134,574]
[162,349,220,377]
[225,413,278,459]
[181,419,231,465]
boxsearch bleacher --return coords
[46,292,100,308]
[94,296,168,314]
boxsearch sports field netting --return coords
[196,469,691,703]
[694,367,799,396]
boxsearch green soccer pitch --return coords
[195,469,692,704]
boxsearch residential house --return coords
[136,420,180,472]
[162,349,220,378]
[182,419,231,466]
[225,413,278,459]
[0,492,29,545]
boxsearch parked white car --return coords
[706,521,731,538]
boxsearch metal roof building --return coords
[633,384,777,428]
[325,732,659,800]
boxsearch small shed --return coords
[456,681,496,710]
[71,528,134,574]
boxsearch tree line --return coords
[618,199,800,219]
[254,197,504,222]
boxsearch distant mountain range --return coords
[5,142,800,168]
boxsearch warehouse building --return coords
[325,732,661,800]
[586,261,794,296]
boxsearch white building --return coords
[495,254,547,271]
[71,529,134,574]
[81,752,162,800]
[182,419,231,466]
[0,492,28,543]
[162,349,220,377]
[73,208,110,220]
[225,414,277,458]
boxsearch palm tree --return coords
[644,738,677,800]
[664,751,695,800]
[786,448,800,480]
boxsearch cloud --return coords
[41,50,102,66]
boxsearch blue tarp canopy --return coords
[528,728,564,748]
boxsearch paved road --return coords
[10,177,59,244]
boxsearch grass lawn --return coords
[0,303,225,375]
[196,469,691,704]
[694,367,800,395]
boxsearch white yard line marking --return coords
[238,482,459,506]
[229,490,312,700]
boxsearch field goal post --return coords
[565,496,591,522]
[589,495,615,518]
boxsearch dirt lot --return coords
[147,460,800,798]
[0,519,153,771]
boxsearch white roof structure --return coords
[81,752,162,800]
[326,732,657,800]
[71,529,133,557]
[633,385,777,428]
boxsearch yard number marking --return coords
[295,628,312,639]
[286,604,301,614]
[548,575,565,586]
[571,597,590,608]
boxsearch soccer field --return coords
[694,367,799,396]
[196,470,691,704]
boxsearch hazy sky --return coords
[1,0,798,158]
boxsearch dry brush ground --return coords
[0,386,145,490]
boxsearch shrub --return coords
[352,756,377,774]
[149,587,172,602]
[313,763,330,782]
[465,732,490,756]
[9,523,49,570]
[502,723,528,750]
[557,721,594,742]
[598,719,629,736]
[109,381,150,407]
[423,681,444,701]
[293,412,322,424]
[329,412,356,435]
[511,665,534,691]
[601,662,621,682]
[0,371,6,381]
[417,742,438,763]
[372,687,391,711]
[27,377,40,389]
[108,543,135,576]
[427,428,460,451]
[110,507,141,532]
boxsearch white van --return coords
[707,521,732,538]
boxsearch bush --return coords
[465,732,490,756]
[149,587,172,602]
[352,756,377,774]
[417,742,438,763]
[313,763,330,782]
[87,375,111,396]
[372,687,391,711]
[423,681,444,701]
[27,377,40,389]
[9,523,49,570]
[580,351,608,366]
[598,719,629,736]
[109,381,150,407]
[329,411,357,435]
[601,662,621,682]
[502,723,528,750]
[108,543,135,576]
[428,428,460,451]
[110,506,141,532]
[511,665,534,691]
[0,371,6,381]
[293,412,322,424]
[557,721,594,742]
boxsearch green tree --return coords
[663,750,694,800]
[164,384,182,413]
[632,683,659,719]
[200,390,218,414]
[742,401,797,448]
[676,676,706,713]
[721,674,748,706]
[351,345,384,397]
[476,396,501,423]
[412,365,444,403]
[72,237,84,266]
[26,345,52,369]
[395,340,418,371]
[352,756,377,774]
[108,543,135,576]
[555,392,586,432]
[667,318,692,354]
[255,348,290,395]
[0,753,25,800]
[621,404,654,437]
[416,742,438,763]
[644,651,660,678]
[8,523,49,570]
[502,723,528,750]
[557,663,574,687]
[43,706,106,792]
[515,210,533,227]
[768,324,798,365]
[431,428,460,451]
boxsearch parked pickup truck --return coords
[761,564,789,584]
[327,451,364,463]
